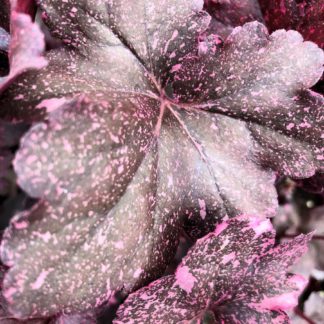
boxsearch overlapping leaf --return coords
[0,0,323,319]
[0,0,10,33]
[115,216,310,323]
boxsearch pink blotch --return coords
[36,97,67,113]
[221,251,236,264]
[249,218,273,237]
[30,270,50,290]
[198,198,207,220]
[170,64,182,73]
[3,287,17,303]
[13,220,29,229]
[175,266,197,293]
[214,222,228,236]
[114,241,124,249]
[133,268,143,279]
[257,291,299,311]
[288,274,307,292]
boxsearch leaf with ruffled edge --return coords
[115,216,311,323]
[0,261,96,323]
[171,22,324,178]
[0,0,323,319]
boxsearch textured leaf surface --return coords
[115,216,310,323]
[171,22,324,178]
[0,0,323,319]
[0,1,47,95]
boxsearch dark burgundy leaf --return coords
[0,0,322,319]
[296,172,324,194]
[204,0,264,39]
[259,0,324,49]
[0,0,10,32]
[115,216,310,323]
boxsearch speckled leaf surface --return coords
[0,0,323,319]
[203,0,264,39]
[171,22,324,178]
[259,0,324,49]
[0,28,10,54]
[115,216,310,323]
[0,1,47,95]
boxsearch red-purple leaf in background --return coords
[203,0,264,39]
[115,216,310,323]
[0,0,323,319]
[296,171,324,194]
[0,0,10,32]
[0,28,10,54]
[259,0,324,49]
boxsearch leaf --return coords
[0,1,47,95]
[171,22,324,178]
[296,171,324,194]
[0,0,10,32]
[259,0,324,49]
[0,0,323,318]
[115,216,310,323]
[203,0,264,39]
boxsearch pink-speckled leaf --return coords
[2,89,278,317]
[203,0,264,39]
[171,22,324,178]
[0,1,47,95]
[0,0,209,122]
[115,216,310,323]
[0,263,47,323]
[0,0,323,319]
[259,0,324,48]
